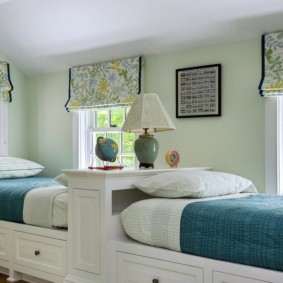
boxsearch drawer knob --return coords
[34,250,40,256]
[152,279,159,283]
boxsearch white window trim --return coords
[265,97,283,195]
[72,110,136,169]
[277,97,283,195]
[0,101,8,156]
[72,111,89,169]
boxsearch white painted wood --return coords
[13,231,66,276]
[0,101,8,156]
[63,167,211,283]
[0,227,9,261]
[117,252,203,283]
[0,221,67,282]
[213,271,270,283]
[114,240,283,283]
[265,98,278,194]
[73,189,100,274]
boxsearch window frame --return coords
[277,97,283,195]
[0,101,8,156]
[73,108,136,169]
[265,97,283,195]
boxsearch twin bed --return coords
[0,177,67,229]
[120,170,283,277]
[0,157,68,283]
[0,158,283,283]
[121,194,283,273]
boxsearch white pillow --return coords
[134,170,257,198]
[54,173,68,187]
[0,156,44,179]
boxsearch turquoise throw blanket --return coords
[0,177,59,223]
[180,195,283,271]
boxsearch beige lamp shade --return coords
[121,93,176,133]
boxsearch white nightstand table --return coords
[63,167,211,283]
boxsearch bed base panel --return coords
[114,239,283,283]
[0,220,67,283]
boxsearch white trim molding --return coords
[0,101,8,156]
[277,97,283,195]
[265,97,283,195]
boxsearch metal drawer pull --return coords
[34,250,40,256]
[152,279,159,283]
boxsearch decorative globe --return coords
[95,137,118,162]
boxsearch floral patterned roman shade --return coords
[259,31,283,97]
[0,62,13,102]
[65,56,143,111]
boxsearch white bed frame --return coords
[0,167,282,283]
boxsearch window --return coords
[277,97,283,195]
[0,101,8,156]
[265,97,283,195]
[73,107,136,169]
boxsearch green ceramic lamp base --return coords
[134,133,159,168]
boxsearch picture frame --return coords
[176,64,221,118]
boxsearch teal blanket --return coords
[0,177,59,223]
[180,195,283,271]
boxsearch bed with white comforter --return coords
[0,176,68,229]
[121,170,283,273]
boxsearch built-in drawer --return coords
[117,252,203,283]
[213,271,270,283]
[0,227,9,261]
[14,231,66,276]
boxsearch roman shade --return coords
[259,31,283,97]
[65,56,143,111]
[0,62,13,102]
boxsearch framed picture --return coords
[176,64,221,118]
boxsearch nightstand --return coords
[63,167,211,283]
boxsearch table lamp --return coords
[121,93,176,168]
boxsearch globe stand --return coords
[88,137,124,170]
[87,137,124,170]
[88,158,124,170]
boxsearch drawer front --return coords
[14,231,66,276]
[117,252,203,283]
[0,228,9,261]
[213,271,270,283]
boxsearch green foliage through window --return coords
[89,107,135,168]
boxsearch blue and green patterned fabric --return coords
[65,56,143,111]
[259,31,283,96]
[0,62,13,102]
[0,177,58,223]
[180,195,283,271]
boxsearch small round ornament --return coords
[165,150,180,167]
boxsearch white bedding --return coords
[23,186,68,228]
[121,193,253,252]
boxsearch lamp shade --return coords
[121,93,176,133]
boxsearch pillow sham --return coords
[0,156,44,179]
[134,170,257,198]
[54,173,68,187]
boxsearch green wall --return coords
[144,38,264,191]
[27,72,72,177]
[0,55,30,158]
[8,37,265,191]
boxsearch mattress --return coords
[121,193,251,251]
[0,177,68,228]
[121,193,283,272]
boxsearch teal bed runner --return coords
[0,177,59,223]
[180,194,283,271]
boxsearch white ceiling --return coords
[0,0,283,75]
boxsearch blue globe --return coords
[95,137,118,162]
